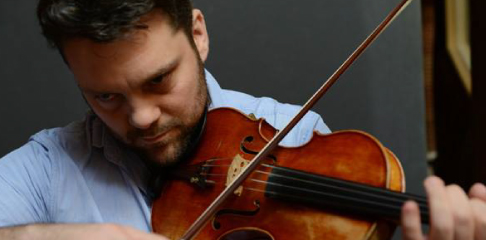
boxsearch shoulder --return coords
[207,71,331,146]
[0,118,92,187]
[1,119,88,163]
[29,119,91,165]
[0,119,90,225]
[224,90,330,145]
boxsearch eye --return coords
[95,93,117,102]
[150,75,165,84]
[93,93,122,110]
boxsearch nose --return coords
[128,98,161,129]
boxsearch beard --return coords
[132,105,207,168]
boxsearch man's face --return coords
[63,10,209,166]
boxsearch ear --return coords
[192,9,209,62]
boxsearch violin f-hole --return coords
[240,136,277,164]
[212,200,261,230]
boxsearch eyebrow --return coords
[137,57,179,85]
[79,57,180,94]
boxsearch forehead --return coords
[63,11,183,88]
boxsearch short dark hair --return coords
[37,0,194,51]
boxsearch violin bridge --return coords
[226,154,251,196]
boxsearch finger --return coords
[468,183,486,202]
[446,184,474,240]
[424,176,453,240]
[401,200,425,240]
[469,199,486,240]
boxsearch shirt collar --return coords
[86,111,105,149]
[205,69,227,109]
[86,111,150,195]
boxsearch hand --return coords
[401,176,486,240]
[21,223,169,240]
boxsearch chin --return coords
[145,142,184,167]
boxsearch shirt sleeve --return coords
[0,140,54,226]
[313,114,331,134]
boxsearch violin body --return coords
[151,108,405,239]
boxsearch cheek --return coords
[161,73,201,114]
[100,113,127,133]
[88,100,130,137]
[173,81,202,116]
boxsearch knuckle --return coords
[433,217,454,235]
[447,184,461,190]
[446,184,465,195]
[474,214,486,236]
[470,199,486,227]
[445,184,474,227]
[452,210,473,228]
[478,216,486,231]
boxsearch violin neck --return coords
[264,166,429,224]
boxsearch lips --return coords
[142,130,169,144]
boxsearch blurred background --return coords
[1,0,485,238]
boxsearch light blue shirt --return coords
[0,70,330,231]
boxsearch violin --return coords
[152,0,425,239]
[151,108,427,239]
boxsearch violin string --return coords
[202,170,427,211]
[200,166,427,210]
[241,185,418,217]
[256,170,427,208]
[258,178,426,210]
[257,179,427,220]
[205,158,233,163]
[200,161,426,205]
[196,159,427,210]
[200,173,227,177]
[202,180,223,186]
[205,180,217,185]
[244,187,266,193]
[198,172,428,220]
[257,166,428,206]
[201,164,231,167]
[245,185,412,220]
[202,157,277,166]
[242,184,414,220]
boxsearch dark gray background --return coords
[0,0,427,238]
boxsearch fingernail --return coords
[424,176,443,188]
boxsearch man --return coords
[0,0,485,239]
